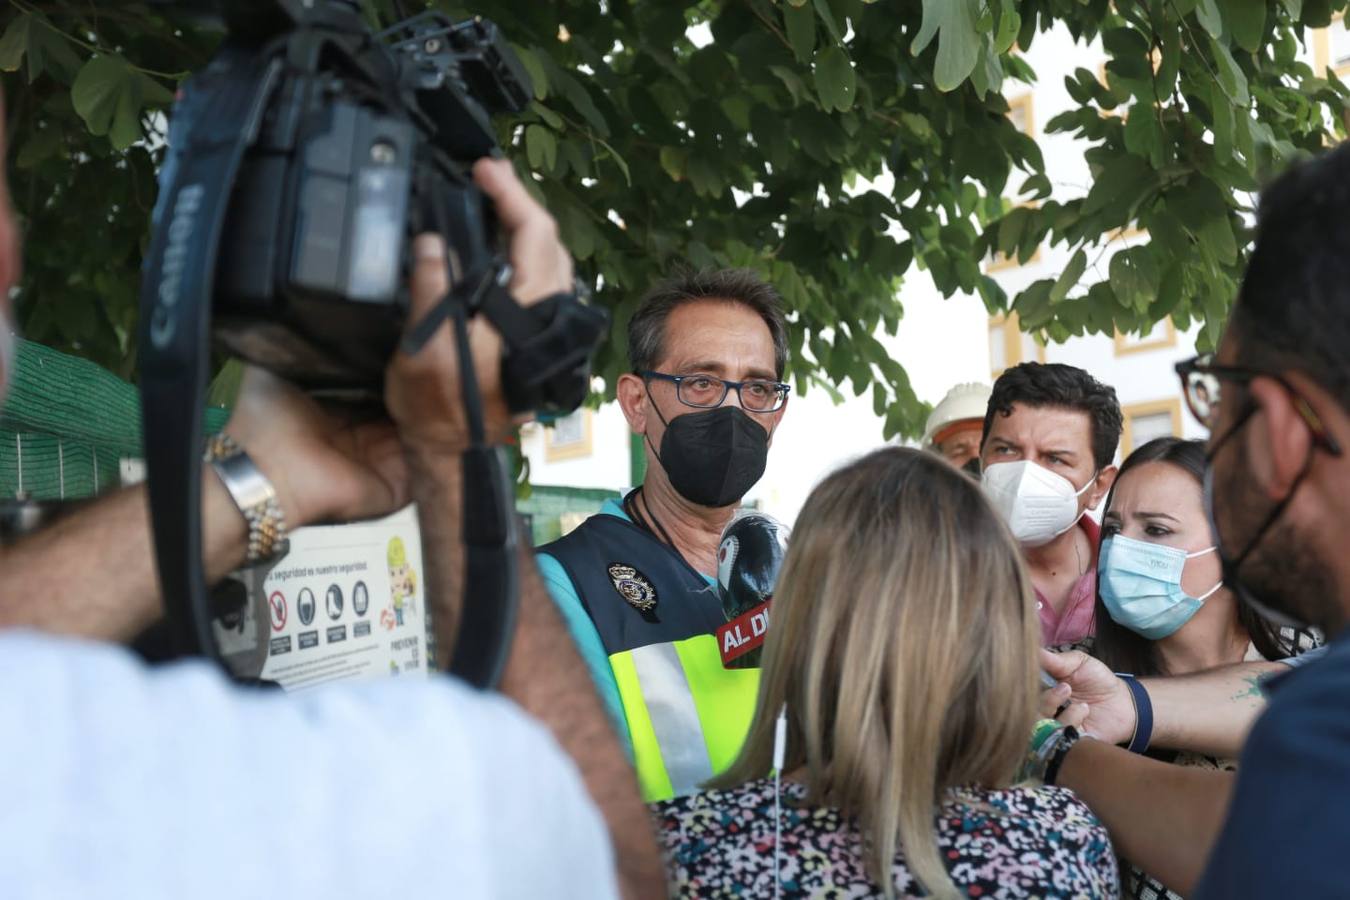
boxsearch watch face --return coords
[326,584,343,620]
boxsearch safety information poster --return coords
[258,505,428,691]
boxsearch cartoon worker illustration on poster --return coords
[385,535,418,629]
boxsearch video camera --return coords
[139,0,607,685]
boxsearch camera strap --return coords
[400,256,523,688]
[138,48,286,662]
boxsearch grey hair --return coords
[627,268,789,378]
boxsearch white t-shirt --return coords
[0,631,617,900]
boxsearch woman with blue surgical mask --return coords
[1093,436,1318,900]
[1094,437,1306,678]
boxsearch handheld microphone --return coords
[715,511,789,668]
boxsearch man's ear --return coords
[1086,465,1117,511]
[765,395,789,444]
[1249,376,1313,500]
[617,373,647,433]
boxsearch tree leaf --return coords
[784,2,815,65]
[524,124,558,172]
[814,46,857,112]
[1220,0,1266,54]
[768,65,809,105]
[532,101,563,129]
[71,55,134,138]
[994,0,1021,54]
[1196,0,1223,38]
[1209,36,1250,106]
[0,14,32,73]
[0,13,80,83]
[1169,176,1228,231]
[1101,26,1150,61]
[812,0,844,46]
[512,45,550,100]
[596,137,631,186]
[1109,247,1158,312]
[1082,153,1154,217]
[16,128,60,169]
[1051,248,1088,303]
[110,80,144,151]
[1211,81,1236,163]
[1198,215,1238,265]
[206,359,245,408]
[915,0,982,92]
[1124,103,1164,167]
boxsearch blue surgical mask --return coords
[1098,535,1222,640]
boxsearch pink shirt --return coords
[1035,517,1100,648]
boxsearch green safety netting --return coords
[1,339,618,540]
[0,339,230,500]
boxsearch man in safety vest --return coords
[538,268,790,802]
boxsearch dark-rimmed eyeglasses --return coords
[641,370,791,413]
[1174,353,1340,452]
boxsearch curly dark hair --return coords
[982,362,1123,470]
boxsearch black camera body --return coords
[139,1,607,682]
[152,2,531,394]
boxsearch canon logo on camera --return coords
[149,182,205,349]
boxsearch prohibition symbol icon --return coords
[268,591,287,632]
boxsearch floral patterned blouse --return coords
[652,777,1118,898]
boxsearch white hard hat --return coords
[922,383,992,449]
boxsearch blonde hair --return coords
[712,447,1039,898]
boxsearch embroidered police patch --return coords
[608,563,657,612]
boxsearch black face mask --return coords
[647,395,771,508]
[1203,405,1324,631]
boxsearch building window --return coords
[989,312,1046,379]
[1008,92,1034,136]
[544,409,593,462]
[1314,13,1350,78]
[1122,399,1183,455]
[1114,317,1177,356]
[1334,12,1350,77]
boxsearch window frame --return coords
[1121,397,1183,454]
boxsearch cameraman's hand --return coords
[385,158,573,453]
[226,367,409,527]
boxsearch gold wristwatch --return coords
[204,433,290,566]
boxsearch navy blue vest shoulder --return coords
[541,512,725,655]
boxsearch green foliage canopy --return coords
[1,0,1346,437]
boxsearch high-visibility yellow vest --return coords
[540,504,761,802]
[610,633,760,802]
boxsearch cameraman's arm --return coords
[0,476,248,640]
[387,159,665,900]
[406,448,662,898]
[0,372,408,642]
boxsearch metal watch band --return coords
[205,434,290,566]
